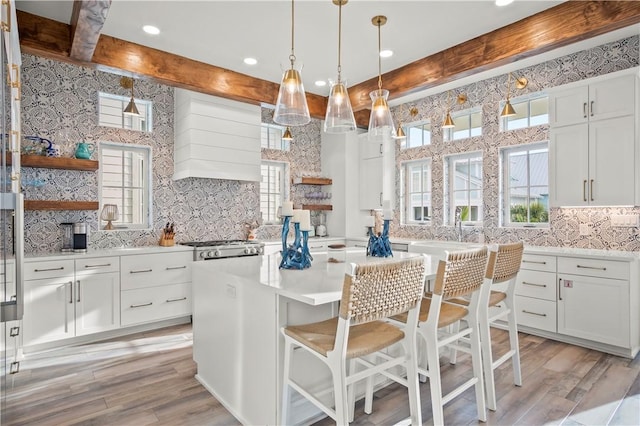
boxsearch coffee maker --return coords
[73,222,88,253]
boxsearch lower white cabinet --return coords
[23,257,120,347]
[120,251,192,326]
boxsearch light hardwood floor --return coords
[4,324,639,425]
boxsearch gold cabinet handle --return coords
[1,0,10,32]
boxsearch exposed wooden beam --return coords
[16,10,327,120]
[70,0,112,63]
[348,1,640,111]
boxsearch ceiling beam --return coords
[16,10,328,120]
[348,1,640,111]
[69,0,112,63]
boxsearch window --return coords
[501,94,549,131]
[502,142,549,226]
[260,161,288,224]
[445,152,483,225]
[98,92,153,132]
[443,107,482,142]
[99,142,152,229]
[401,160,432,224]
[261,123,290,151]
[401,121,431,149]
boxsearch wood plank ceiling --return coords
[16,1,640,128]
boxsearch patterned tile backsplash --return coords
[16,34,640,253]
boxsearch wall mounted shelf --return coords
[302,204,333,211]
[293,177,332,185]
[7,154,99,171]
[25,201,100,211]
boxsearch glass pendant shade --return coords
[368,89,395,138]
[442,111,455,128]
[324,81,356,133]
[273,68,311,126]
[501,99,517,117]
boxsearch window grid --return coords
[260,161,287,224]
[444,108,482,142]
[100,143,151,229]
[98,92,152,132]
[446,153,483,225]
[261,124,290,151]
[501,94,549,131]
[401,160,432,224]
[502,142,549,227]
[401,121,431,149]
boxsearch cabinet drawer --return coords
[24,259,74,280]
[75,257,120,275]
[307,241,327,253]
[557,257,629,280]
[121,283,191,326]
[515,295,556,333]
[520,254,556,272]
[121,252,192,290]
[516,270,557,301]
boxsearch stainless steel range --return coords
[181,240,265,261]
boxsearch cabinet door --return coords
[588,116,635,206]
[75,272,120,336]
[557,274,630,348]
[359,156,383,210]
[549,85,588,127]
[549,124,589,207]
[589,74,636,121]
[23,278,74,346]
[359,134,384,160]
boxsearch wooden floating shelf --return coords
[293,177,332,185]
[25,201,100,211]
[7,154,99,171]
[302,204,333,211]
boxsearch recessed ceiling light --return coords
[243,57,258,65]
[315,80,327,87]
[495,0,514,6]
[380,49,393,58]
[142,25,160,35]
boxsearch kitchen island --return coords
[192,249,438,425]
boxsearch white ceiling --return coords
[17,0,574,95]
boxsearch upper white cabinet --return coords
[358,132,395,210]
[173,89,261,182]
[549,70,638,207]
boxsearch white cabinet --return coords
[549,71,638,207]
[515,254,557,333]
[557,257,630,348]
[120,251,192,326]
[358,132,395,210]
[23,257,120,347]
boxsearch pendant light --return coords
[120,77,140,116]
[324,0,356,133]
[273,0,310,127]
[501,72,528,117]
[368,15,395,139]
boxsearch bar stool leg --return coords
[506,295,522,386]
[469,319,487,422]
[281,339,294,425]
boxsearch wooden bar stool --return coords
[385,246,490,425]
[448,242,524,411]
[281,256,428,425]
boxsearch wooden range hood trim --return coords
[17,1,640,125]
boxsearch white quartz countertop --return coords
[24,244,193,262]
[192,249,440,306]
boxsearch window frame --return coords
[443,106,482,142]
[260,160,289,225]
[445,151,483,226]
[98,92,153,132]
[401,120,431,150]
[500,92,549,131]
[400,159,432,225]
[261,123,290,151]
[500,141,550,228]
[98,141,153,230]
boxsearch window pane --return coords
[529,149,549,186]
[405,122,431,149]
[98,92,152,132]
[530,97,549,125]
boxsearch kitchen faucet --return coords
[454,206,463,242]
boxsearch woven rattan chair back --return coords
[433,246,488,299]
[486,242,524,284]
[338,257,426,325]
